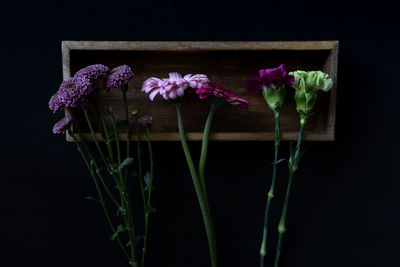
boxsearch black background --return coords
[1,0,399,266]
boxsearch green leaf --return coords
[145,205,157,214]
[117,207,127,216]
[110,224,125,240]
[131,109,138,116]
[143,172,150,191]
[119,157,134,170]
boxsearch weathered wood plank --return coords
[62,41,338,141]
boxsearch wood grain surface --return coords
[62,41,338,141]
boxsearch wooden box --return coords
[62,41,338,141]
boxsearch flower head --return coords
[196,83,250,109]
[58,76,93,108]
[105,65,134,92]
[137,115,153,127]
[142,72,209,101]
[245,64,294,112]
[245,64,294,93]
[52,116,74,134]
[48,92,65,113]
[290,70,333,118]
[183,74,210,89]
[75,64,109,83]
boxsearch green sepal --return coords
[262,86,286,112]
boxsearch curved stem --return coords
[69,130,129,260]
[273,171,294,267]
[260,112,280,267]
[175,104,217,267]
[274,121,306,267]
[110,112,137,264]
[141,127,154,267]
[198,104,217,199]
[78,132,120,207]
[82,107,109,171]
[136,126,146,206]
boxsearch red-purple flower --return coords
[196,83,250,109]
[52,116,74,134]
[105,65,134,92]
[245,64,294,93]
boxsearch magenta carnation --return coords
[196,83,250,109]
[137,115,153,126]
[142,72,210,101]
[58,76,93,108]
[74,64,109,83]
[105,65,134,92]
[245,64,295,93]
[52,116,74,134]
[49,92,65,113]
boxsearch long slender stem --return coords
[77,132,120,207]
[110,112,137,264]
[175,104,217,267]
[68,130,129,260]
[136,127,146,206]
[273,121,305,267]
[198,104,217,198]
[122,89,131,157]
[141,127,154,267]
[260,112,280,267]
[273,171,294,267]
[82,107,109,168]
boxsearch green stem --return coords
[122,89,131,157]
[110,112,137,264]
[273,171,294,267]
[136,127,146,206]
[175,104,217,267]
[273,120,306,267]
[82,107,109,170]
[198,104,217,198]
[260,112,280,267]
[77,132,120,207]
[141,127,154,267]
[68,130,129,260]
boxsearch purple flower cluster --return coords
[75,64,109,83]
[106,65,134,92]
[48,92,65,113]
[57,76,93,108]
[137,115,153,127]
[49,64,134,113]
[52,116,74,134]
[245,64,294,93]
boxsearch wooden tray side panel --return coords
[62,41,338,141]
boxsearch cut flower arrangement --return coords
[49,64,156,267]
[50,62,333,267]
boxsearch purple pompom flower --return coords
[105,65,134,92]
[52,116,74,134]
[196,83,250,109]
[245,64,295,93]
[58,76,93,108]
[137,115,153,127]
[74,64,109,83]
[48,92,65,113]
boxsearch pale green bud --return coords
[262,85,286,112]
[290,70,333,116]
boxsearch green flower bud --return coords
[262,85,286,112]
[290,70,333,117]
